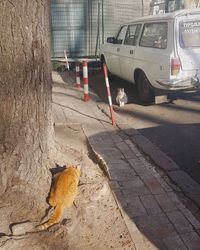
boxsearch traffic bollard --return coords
[83,60,90,102]
[75,62,81,88]
[103,64,116,126]
[64,50,69,70]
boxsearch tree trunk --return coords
[0,0,54,230]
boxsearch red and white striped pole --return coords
[83,60,90,102]
[64,50,69,70]
[103,64,116,126]
[75,62,81,88]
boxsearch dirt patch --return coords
[0,125,134,250]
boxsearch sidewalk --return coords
[52,71,200,250]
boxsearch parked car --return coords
[100,8,200,103]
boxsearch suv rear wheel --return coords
[137,72,154,103]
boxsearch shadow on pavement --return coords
[88,128,200,249]
[89,70,200,107]
[168,90,200,103]
[138,123,200,185]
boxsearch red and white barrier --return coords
[64,50,69,70]
[75,62,81,88]
[83,60,90,102]
[103,64,116,126]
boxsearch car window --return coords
[140,22,167,49]
[115,26,127,44]
[124,24,142,46]
[179,20,200,48]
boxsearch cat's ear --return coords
[76,164,81,171]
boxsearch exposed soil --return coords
[0,124,134,250]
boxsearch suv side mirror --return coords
[107,37,116,44]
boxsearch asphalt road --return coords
[89,71,200,185]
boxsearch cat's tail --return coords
[36,205,64,231]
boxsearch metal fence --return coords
[51,0,87,57]
[51,0,151,58]
[149,0,181,15]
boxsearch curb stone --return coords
[85,125,200,248]
[96,102,200,209]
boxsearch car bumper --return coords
[156,74,200,90]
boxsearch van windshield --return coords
[179,20,200,48]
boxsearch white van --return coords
[100,8,200,102]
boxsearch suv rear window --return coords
[140,22,167,49]
[179,20,200,48]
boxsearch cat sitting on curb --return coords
[116,88,128,107]
[36,165,81,230]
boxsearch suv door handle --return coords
[130,50,134,54]
[117,48,120,52]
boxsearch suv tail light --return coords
[171,57,181,76]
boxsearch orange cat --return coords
[36,165,81,230]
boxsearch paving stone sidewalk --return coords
[52,71,200,250]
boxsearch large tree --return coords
[0,0,54,232]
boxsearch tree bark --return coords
[0,0,54,229]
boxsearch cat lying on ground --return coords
[36,165,81,230]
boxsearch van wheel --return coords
[137,72,154,103]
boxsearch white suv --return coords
[100,8,200,102]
